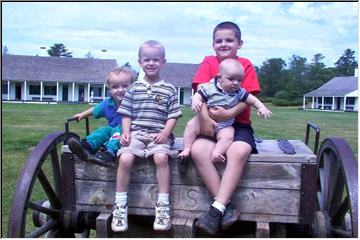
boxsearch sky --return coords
[2,2,358,71]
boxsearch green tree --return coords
[85,51,94,59]
[47,43,73,57]
[258,58,287,97]
[2,45,9,55]
[121,62,139,80]
[286,55,308,95]
[307,53,335,91]
[334,48,358,76]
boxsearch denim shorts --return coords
[233,123,258,154]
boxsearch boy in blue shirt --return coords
[68,67,134,167]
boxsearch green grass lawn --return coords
[2,102,357,237]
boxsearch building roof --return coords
[161,62,199,88]
[304,76,358,97]
[2,54,118,84]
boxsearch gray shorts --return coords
[117,130,177,159]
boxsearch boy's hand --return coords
[257,106,272,119]
[152,132,168,144]
[73,113,83,121]
[199,118,217,137]
[209,106,232,122]
[120,133,130,146]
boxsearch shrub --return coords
[272,98,302,106]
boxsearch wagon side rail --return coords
[305,121,320,154]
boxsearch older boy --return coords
[178,59,271,163]
[68,67,133,167]
[111,40,182,232]
[192,21,261,235]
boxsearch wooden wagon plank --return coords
[74,160,303,190]
[74,181,300,217]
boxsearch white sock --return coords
[115,192,127,206]
[212,201,226,214]
[158,193,170,204]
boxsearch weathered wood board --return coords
[62,138,316,224]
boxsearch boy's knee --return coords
[118,153,134,169]
[153,153,168,167]
[226,142,251,163]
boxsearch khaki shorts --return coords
[117,130,177,159]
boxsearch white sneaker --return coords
[153,201,171,231]
[111,203,128,232]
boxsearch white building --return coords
[303,75,358,112]
[2,54,117,103]
[2,54,199,105]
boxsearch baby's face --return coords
[218,67,243,93]
[213,29,242,61]
[108,73,132,102]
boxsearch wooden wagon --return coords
[8,120,358,237]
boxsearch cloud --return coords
[2,2,358,69]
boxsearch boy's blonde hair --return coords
[138,40,165,59]
[106,67,134,86]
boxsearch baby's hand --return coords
[191,98,203,112]
[257,106,272,119]
[120,133,130,146]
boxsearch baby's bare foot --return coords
[211,152,226,162]
[177,148,190,159]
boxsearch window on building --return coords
[324,97,332,104]
[44,85,57,95]
[346,97,355,105]
[90,86,102,97]
[2,84,8,94]
[29,85,40,95]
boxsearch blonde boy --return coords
[111,40,182,232]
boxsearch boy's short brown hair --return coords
[213,21,241,42]
[106,67,134,86]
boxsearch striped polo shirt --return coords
[117,78,182,133]
[198,77,249,109]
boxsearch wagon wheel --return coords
[314,137,358,237]
[8,131,81,237]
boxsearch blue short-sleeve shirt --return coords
[93,97,121,128]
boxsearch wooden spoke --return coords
[331,196,349,226]
[50,148,62,197]
[38,169,62,209]
[328,170,345,218]
[26,219,59,238]
[27,201,60,218]
[331,227,352,238]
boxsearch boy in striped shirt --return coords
[111,40,182,232]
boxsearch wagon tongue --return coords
[277,139,296,155]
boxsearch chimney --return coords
[39,46,47,57]
[100,49,108,59]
